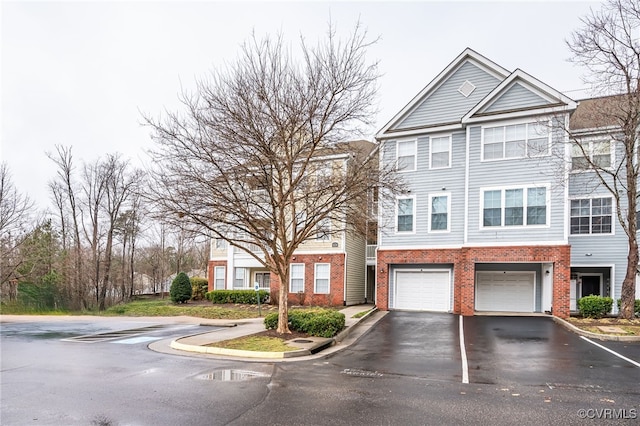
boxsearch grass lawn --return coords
[207,335,301,352]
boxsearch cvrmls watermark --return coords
[577,408,637,420]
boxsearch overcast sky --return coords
[1,0,599,210]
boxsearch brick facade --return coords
[208,253,347,307]
[377,245,571,318]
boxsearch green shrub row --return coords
[578,295,613,319]
[264,308,345,338]
[205,290,269,305]
[616,298,640,316]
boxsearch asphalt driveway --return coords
[347,311,640,391]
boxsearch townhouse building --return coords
[207,140,377,307]
[375,48,636,318]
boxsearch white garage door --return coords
[394,270,451,311]
[476,272,535,312]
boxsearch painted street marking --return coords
[459,315,469,384]
[580,336,640,368]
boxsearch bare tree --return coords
[144,23,401,333]
[48,146,86,309]
[567,0,639,319]
[0,163,34,298]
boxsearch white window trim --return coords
[570,137,615,173]
[396,139,417,172]
[233,267,246,289]
[479,184,551,230]
[314,263,330,294]
[214,266,226,290]
[395,195,416,234]
[480,119,551,162]
[428,192,451,233]
[429,134,452,169]
[289,263,305,293]
[569,195,615,236]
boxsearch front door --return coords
[581,275,601,297]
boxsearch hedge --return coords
[616,298,640,316]
[205,290,269,305]
[264,308,345,338]
[578,295,613,319]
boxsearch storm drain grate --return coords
[62,325,170,343]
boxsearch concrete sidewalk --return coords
[149,304,386,361]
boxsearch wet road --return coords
[1,313,639,425]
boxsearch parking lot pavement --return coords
[462,316,640,391]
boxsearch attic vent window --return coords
[458,80,476,98]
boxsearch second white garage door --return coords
[394,270,451,312]
[475,272,535,312]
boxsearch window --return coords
[397,197,415,232]
[570,197,612,235]
[482,186,548,228]
[255,272,270,289]
[397,140,416,171]
[290,264,305,293]
[316,217,331,240]
[314,263,330,293]
[430,136,451,168]
[215,238,227,249]
[482,122,549,160]
[214,266,225,290]
[233,268,245,289]
[429,194,449,232]
[571,140,612,170]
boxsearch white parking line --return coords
[580,336,640,368]
[459,315,469,384]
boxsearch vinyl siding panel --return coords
[394,61,502,130]
[466,120,567,244]
[344,232,366,305]
[379,131,466,247]
[568,139,629,305]
[483,82,552,113]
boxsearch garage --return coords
[393,270,451,311]
[475,271,535,312]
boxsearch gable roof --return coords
[376,48,509,139]
[377,49,577,139]
[462,68,577,123]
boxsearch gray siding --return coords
[466,120,567,244]
[344,233,366,305]
[379,130,466,247]
[483,82,551,113]
[568,138,629,304]
[394,61,501,130]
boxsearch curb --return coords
[552,316,640,342]
[169,306,380,359]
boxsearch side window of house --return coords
[214,266,225,290]
[397,140,416,172]
[482,186,548,228]
[429,194,449,232]
[233,268,245,289]
[430,136,451,168]
[316,217,331,240]
[314,263,330,294]
[571,140,612,170]
[570,197,613,234]
[290,264,305,292]
[397,197,415,232]
[482,122,550,161]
